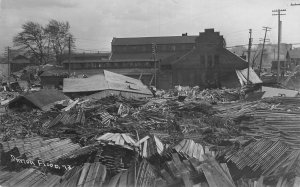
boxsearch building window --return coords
[161,64,172,70]
[207,55,213,68]
[214,55,219,66]
[200,55,205,66]
[142,46,147,52]
[172,45,176,51]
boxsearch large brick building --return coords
[62,29,249,90]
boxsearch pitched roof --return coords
[112,35,198,45]
[173,47,248,72]
[8,89,70,111]
[218,48,248,70]
[63,70,153,96]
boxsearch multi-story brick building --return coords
[62,29,250,90]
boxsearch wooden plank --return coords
[187,140,195,157]
[160,169,173,184]
[97,133,113,141]
[181,171,193,187]
[77,163,91,186]
[143,140,148,157]
[66,169,82,187]
[201,158,236,187]
[118,171,128,187]
[94,164,106,187]
[83,162,96,187]
[292,177,300,187]
[135,136,150,146]
[86,162,100,187]
[256,176,264,187]
[108,172,121,187]
[5,169,34,187]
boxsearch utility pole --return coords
[6,47,11,87]
[258,27,271,77]
[68,36,71,77]
[152,43,157,88]
[272,9,286,82]
[247,29,252,84]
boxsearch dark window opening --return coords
[161,64,172,70]
[208,55,213,68]
[200,55,205,66]
[214,55,219,66]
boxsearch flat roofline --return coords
[62,59,156,64]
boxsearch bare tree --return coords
[45,20,75,65]
[13,20,75,65]
[13,22,50,65]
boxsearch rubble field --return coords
[1,87,300,187]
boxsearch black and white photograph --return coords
[1,0,300,186]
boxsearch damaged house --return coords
[8,89,70,111]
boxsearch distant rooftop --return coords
[112,35,198,45]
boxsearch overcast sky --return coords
[0,0,300,54]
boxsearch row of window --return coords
[65,61,156,70]
[112,44,194,53]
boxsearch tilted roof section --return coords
[8,89,70,111]
[63,70,152,96]
[112,35,198,45]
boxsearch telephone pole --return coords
[247,29,252,84]
[68,36,71,77]
[152,43,157,88]
[258,27,271,77]
[272,9,286,82]
[5,47,11,84]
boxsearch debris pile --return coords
[164,86,243,103]
[2,86,300,186]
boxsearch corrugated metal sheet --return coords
[235,67,263,86]
[225,139,290,175]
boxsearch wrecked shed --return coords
[63,70,153,99]
[8,89,70,111]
